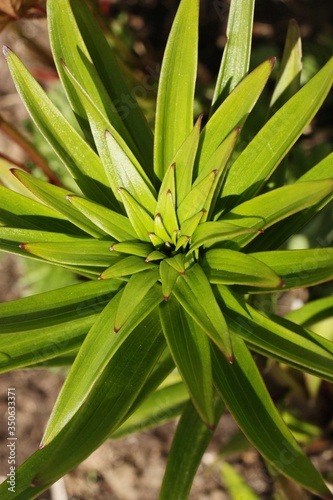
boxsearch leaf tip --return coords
[269,56,277,68]
[2,45,11,59]
[228,356,234,365]
[114,325,120,334]
[19,243,27,250]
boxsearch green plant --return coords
[0,0,332,497]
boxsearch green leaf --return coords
[117,188,154,241]
[190,221,261,252]
[100,256,156,279]
[0,185,78,234]
[245,155,333,252]
[111,381,189,439]
[0,280,122,371]
[173,264,232,359]
[0,312,166,499]
[212,334,331,498]
[194,128,240,221]
[220,57,333,209]
[65,0,154,175]
[47,0,138,158]
[104,130,156,213]
[220,179,333,248]
[12,169,106,237]
[211,0,255,111]
[177,169,217,224]
[160,398,224,499]
[154,163,179,238]
[285,296,333,328]
[66,195,137,241]
[173,116,202,204]
[43,285,162,446]
[217,286,333,382]
[114,269,161,332]
[20,239,117,268]
[3,46,113,207]
[270,19,302,112]
[0,228,81,257]
[160,297,214,426]
[196,58,274,174]
[154,0,199,180]
[203,248,282,287]
[220,462,260,500]
[246,248,333,291]
[159,259,180,301]
[110,241,153,258]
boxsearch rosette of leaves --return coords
[0,0,332,497]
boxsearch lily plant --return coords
[0,0,332,497]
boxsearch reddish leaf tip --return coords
[97,274,103,280]
[114,326,120,334]
[65,194,72,201]
[109,245,115,251]
[163,294,170,301]
[145,257,150,262]
[269,56,277,67]
[19,243,26,250]
[228,356,234,364]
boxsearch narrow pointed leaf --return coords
[0,280,122,371]
[43,285,162,445]
[154,213,172,242]
[221,57,333,209]
[112,382,188,439]
[220,179,333,248]
[145,251,166,262]
[100,256,156,279]
[60,59,148,196]
[173,264,232,359]
[190,221,260,252]
[111,241,153,258]
[114,269,160,332]
[3,46,114,207]
[47,0,137,158]
[246,249,333,291]
[0,228,84,256]
[203,248,282,287]
[179,210,205,239]
[245,155,333,252]
[104,130,156,213]
[118,188,154,241]
[0,312,166,500]
[285,297,333,328]
[160,398,225,499]
[212,334,331,498]
[21,240,118,267]
[0,185,79,234]
[173,116,202,203]
[154,0,199,179]
[270,19,302,112]
[67,195,137,241]
[12,169,106,237]
[196,58,274,174]
[211,0,255,111]
[160,298,214,426]
[65,0,154,174]
[177,170,217,224]
[159,259,180,300]
[217,286,333,382]
[165,253,185,274]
